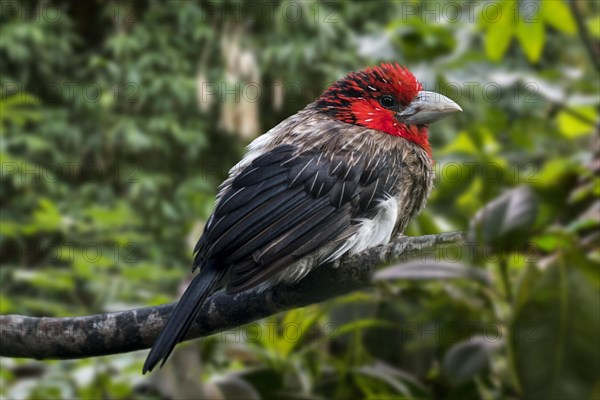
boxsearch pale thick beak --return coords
[396,91,462,125]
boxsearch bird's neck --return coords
[312,105,431,159]
[391,125,432,159]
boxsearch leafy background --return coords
[1,1,598,399]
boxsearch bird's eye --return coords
[379,95,396,109]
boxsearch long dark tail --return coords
[143,261,225,373]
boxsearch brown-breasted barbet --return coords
[143,63,462,373]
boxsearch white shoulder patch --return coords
[323,196,398,262]
[350,196,398,254]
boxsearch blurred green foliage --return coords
[1,1,598,399]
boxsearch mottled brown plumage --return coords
[143,63,461,373]
[200,108,434,291]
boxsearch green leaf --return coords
[511,251,600,399]
[531,233,570,253]
[533,159,577,190]
[557,106,597,138]
[514,262,544,312]
[0,220,20,237]
[440,131,479,155]
[328,319,398,340]
[0,294,14,313]
[484,22,514,61]
[374,260,491,285]
[542,0,577,35]
[25,198,63,233]
[443,336,501,384]
[516,18,545,63]
[355,362,428,397]
[483,1,515,61]
[0,92,41,127]
[469,186,538,246]
[588,15,600,38]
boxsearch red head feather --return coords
[316,63,430,156]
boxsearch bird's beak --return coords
[396,91,462,125]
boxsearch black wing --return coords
[193,144,399,294]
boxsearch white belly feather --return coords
[347,196,398,255]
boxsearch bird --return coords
[143,63,462,373]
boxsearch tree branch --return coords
[569,0,600,72]
[0,231,464,360]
